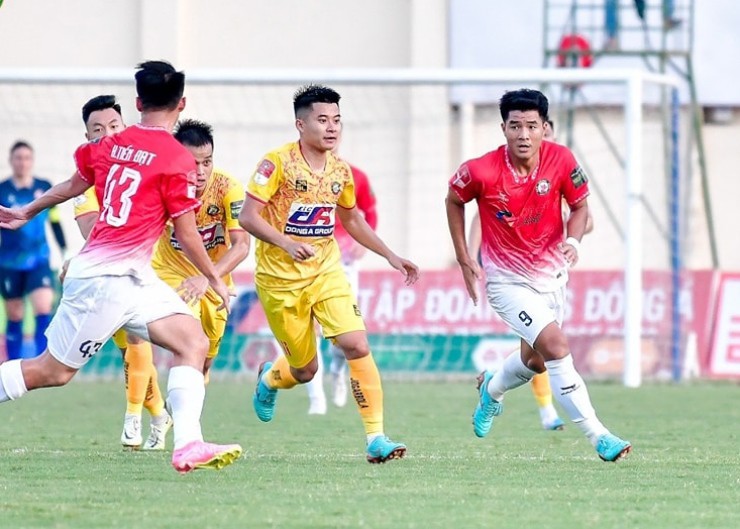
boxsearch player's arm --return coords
[76,214,97,239]
[172,211,231,312]
[239,196,315,261]
[563,198,589,266]
[214,230,250,277]
[446,188,481,305]
[48,206,68,256]
[0,172,90,230]
[336,206,419,286]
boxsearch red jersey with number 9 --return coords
[67,124,199,280]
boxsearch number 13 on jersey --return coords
[100,164,142,227]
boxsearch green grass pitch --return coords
[1,379,738,529]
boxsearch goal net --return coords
[0,68,697,386]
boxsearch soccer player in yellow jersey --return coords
[72,95,172,450]
[240,85,419,464]
[151,119,249,380]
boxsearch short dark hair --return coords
[546,119,555,132]
[499,89,549,122]
[10,140,32,156]
[135,60,185,111]
[293,84,341,117]
[174,119,214,150]
[82,95,122,125]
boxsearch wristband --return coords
[565,236,580,253]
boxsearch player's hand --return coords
[0,205,30,230]
[387,254,420,286]
[59,259,70,284]
[560,242,579,267]
[284,241,316,262]
[459,258,482,305]
[177,276,209,305]
[208,276,232,314]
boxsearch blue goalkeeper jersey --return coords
[0,176,53,270]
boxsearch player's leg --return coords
[534,319,631,461]
[329,261,357,408]
[315,270,405,464]
[1,276,123,404]
[27,261,55,357]
[530,369,564,430]
[304,335,327,415]
[1,268,26,361]
[132,278,240,472]
[198,296,226,385]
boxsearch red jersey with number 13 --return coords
[450,141,589,291]
[67,124,199,280]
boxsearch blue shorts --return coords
[0,262,54,299]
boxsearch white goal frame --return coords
[0,67,682,387]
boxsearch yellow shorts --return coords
[156,268,228,359]
[256,266,365,369]
[112,328,128,350]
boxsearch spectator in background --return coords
[604,0,680,51]
[0,141,66,359]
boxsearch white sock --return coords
[329,345,347,377]
[487,350,537,401]
[167,365,205,449]
[545,355,608,445]
[538,404,560,425]
[0,360,28,403]
[305,350,325,403]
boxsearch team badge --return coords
[331,181,342,194]
[230,200,244,219]
[570,165,588,188]
[253,159,276,186]
[452,165,472,188]
[296,179,308,192]
[207,205,220,216]
[535,179,550,195]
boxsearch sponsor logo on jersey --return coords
[535,179,550,195]
[253,159,276,186]
[284,203,335,237]
[230,200,243,219]
[207,204,220,216]
[452,165,472,189]
[570,166,588,188]
[170,223,226,251]
[331,181,342,195]
[296,179,308,192]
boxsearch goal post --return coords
[0,67,685,386]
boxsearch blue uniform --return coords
[0,177,55,298]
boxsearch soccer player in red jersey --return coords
[446,88,631,462]
[0,61,241,473]
[304,162,378,413]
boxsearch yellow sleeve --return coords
[247,152,283,204]
[224,175,246,230]
[48,206,61,222]
[337,162,356,209]
[73,187,100,218]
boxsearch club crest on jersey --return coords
[331,181,342,195]
[452,165,472,188]
[296,179,308,192]
[207,205,220,216]
[285,203,335,237]
[253,159,276,186]
[535,179,551,195]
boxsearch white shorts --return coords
[46,275,191,369]
[485,282,565,347]
[341,260,359,294]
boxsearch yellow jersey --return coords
[150,168,245,291]
[73,187,99,218]
[247,142,355,292]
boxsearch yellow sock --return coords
[125,342,153,415]
[531,371,553,409]
[347,354,384,437]
[143,362,165,417]
[264,355,299,390]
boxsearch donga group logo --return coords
[285,203,335,237]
